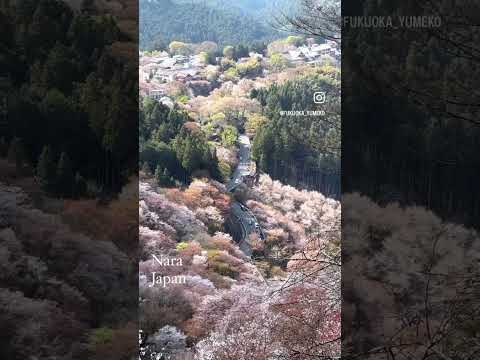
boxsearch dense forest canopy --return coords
[343,0,480,229]
[1,0,138,195]
[174,0,296,17]
[139,97,221,184]
[139,0,286,50]
[1,1,139,357]
[252,67,341,197]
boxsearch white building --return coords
[154,71,175,83]
[287,49,307,64]
[149,89,167,100]
[249,52,264,59]
[158,58,176,69]
[160,96,174,108]
[172,55,189,64]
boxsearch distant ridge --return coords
[140,0,287,49]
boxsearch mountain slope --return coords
[174,0,295,17]
[140,0,280,49]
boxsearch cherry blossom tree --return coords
[343,193,480,359]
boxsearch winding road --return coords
[226,135,264,257]
[227,134,252,192]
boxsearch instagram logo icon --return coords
[313,92,326,104]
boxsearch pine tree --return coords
[163,168,174,186]
[154,165,173,186]
[141,162,151,176]
[6,139,15,163]
[7,137,26,170]
[56,152,74,197]
[181,138,196,172]
[154,164,163,185]
[36,145,56,193]
[0,137,7,157]
[155,122,170,142]
[74,172,87,198]
[210,148,221,180]
[162,167,170,179]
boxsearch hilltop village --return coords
[140,37,340,108]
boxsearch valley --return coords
[138,5,341,356]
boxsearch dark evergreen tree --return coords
[180,138,197,173]
[234,44,249,59]
[251,72,341,197]
[162,168,173,186]
[2,1,137,196]
[154,165,173,186]
[74,171,87,198]
[154,165,163,185]
[139,0,279,50]
[56,152,74,197]
[36,145,56,192]
[141,162,151,176]
[0,137,7,157]
[7,137,26,170]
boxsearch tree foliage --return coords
[140,97,221,183]
[252,69,341,197]
[343,0,480,229]
[0,183,136,359]
[36,145,56,192]
[3,0,137,194]
[140,0,278,50]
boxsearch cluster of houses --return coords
[286,40,340,65]
[140,51,206,83]
[139,38,340,106]
[139,51,213,107]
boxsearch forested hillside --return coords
[0,181,138,358]
[139,176,340,358]
[343,193,480,359]
[1,0,137,195]
[139,31,342,357]
[139,97,221,184]
[138,0,342,355]
[343,0,480,229]
[174,0,295,18]
[252,66,341,197]
[140,0,279,49]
